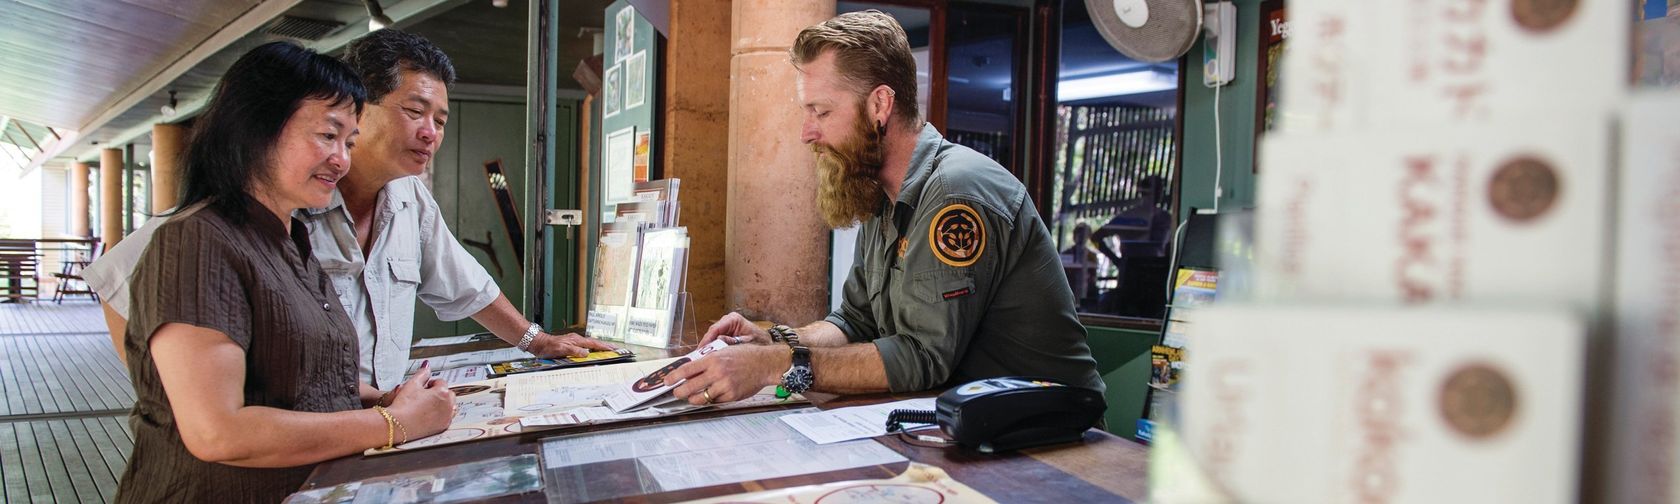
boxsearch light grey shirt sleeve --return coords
[410,181,499,321]
[82,213,173,318]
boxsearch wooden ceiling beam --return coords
[63,0,306,162]
[69,0,471,163]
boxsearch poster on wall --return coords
[604,127,636,206]
[615,6,634,62]
[625,50,647,110]
[633,131,650,182]
[1254,0,1287,166]
[603,63,622,119]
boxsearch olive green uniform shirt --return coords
[825,124,1106,394]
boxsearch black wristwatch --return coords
[781,344,813,394]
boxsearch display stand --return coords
[666,292,701,351]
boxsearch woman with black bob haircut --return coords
[115,41,455,503]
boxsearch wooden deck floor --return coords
[0,300,132,503]
[0,301,107,335]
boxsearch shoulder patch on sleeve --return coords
[928,202,985,267]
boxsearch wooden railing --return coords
[0,238,100,302]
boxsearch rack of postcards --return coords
[587,179,697,350]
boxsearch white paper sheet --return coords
[778,398,938,445]
[674,463,998,504]
[405,347,530,377]
[411,332,498,348]
[432,365,492,385]
[502,359,673,415]
[604,127,635,205]
[603,340,728,413]
[540,408,906,493]
[521,389,786,429]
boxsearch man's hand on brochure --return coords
[665,344,791,405]
[698,312,774,347]
[529,332,618,358]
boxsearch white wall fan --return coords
[1087,0,1204,63]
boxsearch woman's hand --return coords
[385,364,455,441]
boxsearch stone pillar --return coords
[150,123,187,213]
[100,148,123,250]
[70,162,90,238]
[726,0,835,324]
[664,0,731,326]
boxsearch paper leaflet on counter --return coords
[432,365,491,385]
[404,347,528,379]
[674,463,997,504]
[366,360,671,456]
[370,352,806,456]
[486,348,635,378]
[412,332,499,348]
[604,339,727,413]
[778,398,937,445]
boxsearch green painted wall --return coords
[543,100,582,329]
[1177,0,1262,216]
[415,99,531,338]
[580,1,661,330]
[597,0,660,223]
[1087,324,1159,440]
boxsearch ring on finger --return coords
[701,389,713,403]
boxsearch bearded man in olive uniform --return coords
[662,11,1105,404]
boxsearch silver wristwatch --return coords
[517,323,541,352]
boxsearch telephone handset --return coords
[888,377,1107,453]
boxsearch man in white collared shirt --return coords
[87,30,611,395]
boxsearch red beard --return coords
[813,101,886,229]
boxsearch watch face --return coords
[784,367,814,393]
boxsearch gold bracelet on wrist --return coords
[392,411,408,445]
[373,405,396,450]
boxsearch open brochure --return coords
[603,340,726,413]
[404,347,529,378]
[367,351,806,457]
[674,463,997,504]
[486,349,635,377]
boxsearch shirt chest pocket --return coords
[320,264,357,306]
[387,258,421,286]
[910,268,976,305]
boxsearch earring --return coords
[877,122,887,137]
